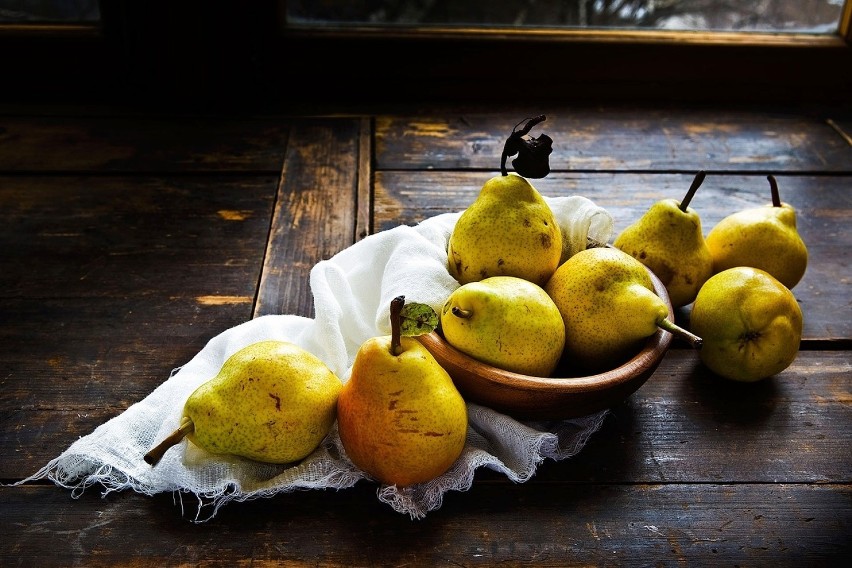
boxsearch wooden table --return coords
[1,103,850,566]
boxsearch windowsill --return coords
[282,23,849,48]
[0,23,101,37]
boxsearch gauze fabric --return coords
[19,196,613,520]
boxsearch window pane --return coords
[0,0,100,23]
[286,0,845,35]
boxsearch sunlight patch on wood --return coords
[729,154,794,164]
[568,156,651,169]
[196,295,253,306]
[217,209,253,221]
[405,121,453,137]
[684,123,742,135]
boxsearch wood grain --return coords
[0,296,254,411]
[0,115,290,172]
[254,118,361,318]
[375,109,852,173]
[2,483,848,566]
[533,349,852,484]
[0,175,276,299]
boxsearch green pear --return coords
[440,276,565,376]
[337,297,467,487]
[614,171,714,308]
[690,267,802,382]
[544,247,701,372]
[447,173,562,286]
[144,340,342,466]
[705,175,808,289]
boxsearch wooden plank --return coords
[0,175,276,299]
[4,350,848,483]
[532,349,852,484]
[254,118,361,318]
[375,110,852,173]
[2,408,131,481]
[0,174,276,471]
[1,483,848,566]
[0,296,254,411]
[374,171,852,341]
[0,115,290,172]
[355,117,373,242]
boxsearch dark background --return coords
[2,0,851,112]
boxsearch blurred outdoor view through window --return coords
[0,0,98,22]
[0,1,844,33]
[287,0,846,34]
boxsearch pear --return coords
[337,296,467,487]
[144,340,342,466]
[544,247,701,372]
[447,173,562,286]
[690,267,803,382]
[441,276,565,376]
[613,171,714,308]
[705,175,808,289]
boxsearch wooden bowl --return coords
[417,268,674,420]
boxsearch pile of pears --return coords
[443,164,807,384]
[614,172,807,382]
[145,297,469,489]
[614,172,807,304]
[443,171,701,376]
[144,118,809,494]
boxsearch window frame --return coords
[275,1,852,107]
[2,0,850,107]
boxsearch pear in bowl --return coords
[419,260,688,420]
[440,276,565,378]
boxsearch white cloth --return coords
[18,196,613,520]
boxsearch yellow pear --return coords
[544,247,701,372]
[144,340,342,465]
[447,173,562,286]
[337,297,467,487]
[440,276,565,376]
[614,171,714,308]
[705,175,808,289]
[690,267,803,382]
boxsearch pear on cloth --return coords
[144,340,342,466]
[337,297,467,487]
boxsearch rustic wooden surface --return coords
[1,104,849,566]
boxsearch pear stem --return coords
[144,416,194,466]
[768,174,782,207]
[451,306,472,319]
[390,295,405,356]
[658,318,703,349]
[679,170,706,212]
